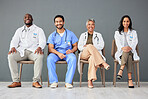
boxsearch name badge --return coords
[67,40,71,46]
[33,33,37,38]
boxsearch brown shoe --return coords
[8,82,21,88]
[32,82,42,88]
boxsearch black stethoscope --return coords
[22,26,27,32]
[55,28,67,43]
[85,32,99,44]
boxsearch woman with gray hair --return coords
[78,19,110,88]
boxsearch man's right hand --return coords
[8,47,17,55]
[58,53,66,59]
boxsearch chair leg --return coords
[133,63,137,85]
[47,70,50,87]
[103,68,105,87]
[100,68,103,85]
[19,63,23,81]
[137,62,140,87]
[113,62,117,87]
[80,62,83,87]
[40,75,43,85]
[72,80,73,85]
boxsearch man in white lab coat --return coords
[7,14,46,88]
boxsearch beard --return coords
[25,22,32,26]
[56,24,64,29]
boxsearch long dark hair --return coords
[118,15,133,34]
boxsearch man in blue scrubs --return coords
[47,15,78,88]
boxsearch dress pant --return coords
[8,50,43,82]
[80,44,105,81]
[121,51,133,73]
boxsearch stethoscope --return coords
[55,28,67,43]
[85,32,99,44]
[22,26,31,32]
[21,26,31,39]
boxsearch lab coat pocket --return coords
[32,33,38,42]
[128,36,133,42]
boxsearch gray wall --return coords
[0,0,148,82]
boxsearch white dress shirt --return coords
[9,24,46,57]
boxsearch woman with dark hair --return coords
[114,15,140,88]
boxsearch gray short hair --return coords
[86,18,95,26]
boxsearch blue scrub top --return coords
[47,29,78,54]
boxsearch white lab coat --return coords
[114,29,140,64]
[77,31,106,73]
[9,24,46,57]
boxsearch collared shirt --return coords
[47,29,78,54]
[9,24,46,57]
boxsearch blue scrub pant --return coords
[47,53,76,84]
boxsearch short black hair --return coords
[54,15,64,22]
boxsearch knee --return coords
[36,54,44,60]
[68,54,76,62]
[8,54,14,61]
[86,44,94,49]
[47,55,55,62]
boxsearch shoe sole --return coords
[88,86,94,88]
[117,75,122,80]
[50,85,58,88]
[65,85,73,89]
[32,85,42,88]
[8,85,21,88]
[128,86,134,88]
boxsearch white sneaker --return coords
[50,83,58,88]
[65,83,73,89]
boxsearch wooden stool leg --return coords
[113,62,117,87]
[72,80,73,85]
[80,62,83,87]
[40,75,43,85]
[19,63,23,81]
[133,63,137,85]
[100,68,103,85]
[47,70,50,87]
[137,62,140,87]
[103,68,105,87]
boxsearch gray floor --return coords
[0,82,148,99]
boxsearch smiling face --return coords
[24,14,33,26]
[86,21,95,34]
[122,17,130,29]
[54,17,65,30]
